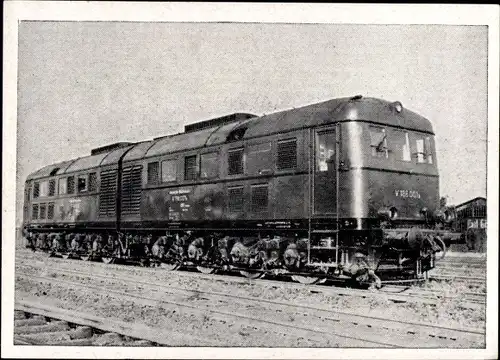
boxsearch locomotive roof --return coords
[26,145,135,181]
[27,96,434,181]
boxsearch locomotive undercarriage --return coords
[23,224,445,288]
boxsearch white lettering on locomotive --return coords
[394,189,421,199]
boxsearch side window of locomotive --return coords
[184,155,198,181]
[161,160,177,182]
[67,176,75,194]
[200,152,219,179]
[393,131,412,162]
[277,138,297,170]
[77,175,88,193]
[89,172,97,192]
[147,162,160,185]
[33,182,40,198]
[369,126,389,158]
[39,181,49,197]
[48,179,56,196]
[316,131,336,172]
[59,178,67,195]
[32,204,39,220]
[228,148,244,175]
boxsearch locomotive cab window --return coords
[161,160,177,182]
[200,152,219,179]
[316,131,336,172]
[369,126,389,158]
[415,136,433,164]
[228,148,244,175]
[77,175,88,193]
[393,131,412,162]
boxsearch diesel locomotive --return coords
[22,95,453,287]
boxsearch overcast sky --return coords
[16,22,488,224]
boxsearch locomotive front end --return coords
[339,98,449,281]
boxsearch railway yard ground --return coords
[13,247,486,348]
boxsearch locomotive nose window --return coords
[369,126,389,158]
[394,131,411,162]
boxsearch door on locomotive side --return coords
[313,126,338,216]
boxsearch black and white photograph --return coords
[2,2,498,359]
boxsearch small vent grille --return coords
[32,204,39,220]
[39,203,47,219]
[47,203,55,219]
[228,148,244,175]
[67,176,75,194]
[184,156,197,181]
[277,139,297,170]
[147,162,160,185]
[33,183,40,198]
[251,184,268,213]
[99,170,117,217]
[228,186,245,213]
[121,165,142,216]
[48,180,56,196]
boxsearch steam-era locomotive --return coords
[22,95,454,287]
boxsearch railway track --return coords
[15,250,486,309]
[14,301,196,346]
[16,268,485,348]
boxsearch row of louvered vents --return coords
[99,166,270,218]
[98,166,142,217]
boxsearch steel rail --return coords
[18,269,486,341]
[17,272,402,348]
[15,254,485,309]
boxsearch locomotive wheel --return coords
[292,275,320,285]
[160,262,181,271]
[102,257,114,264]
[197,266,216,274]
[240,270,265,279]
